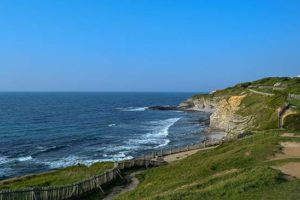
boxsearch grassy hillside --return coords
[192,77,300,131]
[0,162,113,190]
[116,130,300,200]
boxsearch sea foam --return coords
[127,117,181,149]
[43,153,134,169]
[0,156,9,165]
[117,107,148,112]
[17,156,33,162]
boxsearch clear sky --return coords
[0,0,299,92]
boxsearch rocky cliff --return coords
[179,95,253,135]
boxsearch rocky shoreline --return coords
[149,100,228,141]
[150,91,256,140]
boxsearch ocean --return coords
[0,92,209,179]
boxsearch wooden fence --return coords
[0,159,165,200]
[0,140,222,200]
[136,140,221,160]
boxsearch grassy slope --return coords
[238,92,286,130]
[193,77,300,131]
[0,162,113,190]
[116,130,300,200]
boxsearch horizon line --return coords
[0,91,208,93]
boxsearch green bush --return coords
[283,114,300,131]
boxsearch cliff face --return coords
[209,95,253,134]
[180,95,253,135]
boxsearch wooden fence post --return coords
[77,183,79,196]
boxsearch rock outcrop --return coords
[178,96,217,113]
[209,95,253,134]
[180,95,254,135]
[148,106,178,111]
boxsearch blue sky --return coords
[0,0,299,92]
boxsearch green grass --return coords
[289,99,300,111]
[0,162,113,190]
[115,130,300,200]
[238,92,289,130]
[191,77,300,132]
[283,114,300,131]
[237,93,278,130]
[191,93,211,100]
[251,77,291,87]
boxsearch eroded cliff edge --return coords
[179,94,254,136]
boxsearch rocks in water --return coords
[148,106,178,111]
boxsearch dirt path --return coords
[163,146,217,163]
[270,142,300,160]
[103,170,144,200]
[273,162,300,179]
[248,89,274,96]
[281,133,300,138]
[103,146,217,199]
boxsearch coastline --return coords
[0,92,203,180]
[0,94,228,194]
[0,104,223,185]
[0,138,223,195]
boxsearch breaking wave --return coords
[108,123,116,127]
[117,107,148,112]
[17,156,33,162]
[126,117,181,149]
[43,154,133,169]
[0,156,9,165]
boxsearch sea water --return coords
[0,92,209,179]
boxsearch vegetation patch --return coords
[284,114,300,131]
[0,162,113,190]
[115,131,300,199]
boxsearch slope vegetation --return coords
[116,131,300,199]
[189,77,300,134]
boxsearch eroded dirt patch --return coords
[245,151,251,156]
[271,142,300,160]
[273,162,300,179]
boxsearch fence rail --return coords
[288,93,300,100]
[0,159,165,200]
[136,140,221,160]
[0,140,223,200]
